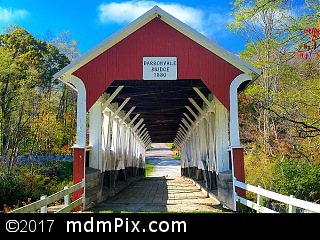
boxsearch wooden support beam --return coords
[102,86,124,112]
[176,131,183,140]
[141,131,149,141]
[132,118,144,131]
[141,132,150,143]
[179,124,188,135]
[136,124,146,134]
[185,105,198,120]
[177,129,186,139]
[175,134,183,144]
[145,139,152,147]
[127,114,140,128]
[174,139,181,148]
[178,130,188,143]
[119,106,136,125]
[178,131,185,140]
[142,132,151,143]
[183,112,194,125]
[175,138,182,146]
[139,128,147,137]
[110,97,131,120]
[144,136,150,144]
[176,136,183,146]
[181,118,192,130]
[188,98,205,116]
[193,87,215,111]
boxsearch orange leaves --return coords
[296,51,310,60]
[301,26,320,40]
[301,22,320,43]
[61,145,72,154]
[296,23,320,61]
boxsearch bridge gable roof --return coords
[53,5,260,112]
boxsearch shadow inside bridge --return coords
[88,175,228,213]
[88,143,229,213]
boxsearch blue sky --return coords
[0,0,247,55]
[0,0,300,56]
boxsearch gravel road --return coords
[145,142,181,177]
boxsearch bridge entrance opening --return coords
[53,5,260,211]
[105,79,211,143]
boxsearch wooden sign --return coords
[143,57,177,80]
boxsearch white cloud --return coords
[0,7,29,22]
[98,1,230,37]
[206,13,233,37]
[98,1,203,27]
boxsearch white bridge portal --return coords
[53,6,260,211]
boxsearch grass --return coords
[145,162,155,177]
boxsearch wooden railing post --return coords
[64,186,69,207]
[40,195,47,213]
[289,195,297,213]
[257,185,264,213]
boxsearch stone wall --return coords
[217,170,234,210]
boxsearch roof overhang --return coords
[53,5,260,81]
[52,5,261,144]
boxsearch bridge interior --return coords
[105,79,211,143]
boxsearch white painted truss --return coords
[87,86,149,173]
[175,89,230,175]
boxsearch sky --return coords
[0,0,304,56]
[0,0,249,55]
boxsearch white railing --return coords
[8,179,85,213]
[234,178,320,213]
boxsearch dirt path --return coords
[146,143,181,178]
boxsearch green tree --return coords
[46,30,79,154]
[51,31,79,154]
[48,30,81,61]
[273,158,320,203]
[229,0,320,203]
[228,0,300,155]
[0,25,70,173]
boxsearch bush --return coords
[273,158,320,203]
[39,160,73,182]
[0,160,73,212]
[0,172,26,212]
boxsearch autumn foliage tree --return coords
[229,0,320,204]
[0,25,79,211]
[296,23,320,60]
[0,25,77,173]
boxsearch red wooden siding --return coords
[72,148,85,211]
[73,18,243,111]
[232,147,246,199]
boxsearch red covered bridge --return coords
[53,5,260,211]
